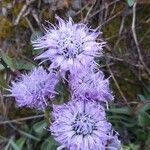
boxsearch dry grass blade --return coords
[132,2,150,76]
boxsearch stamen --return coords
[72,113,97,136]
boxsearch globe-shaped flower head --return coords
[69,68,114,103]
[9,67,58,110]
[50,100,116,150]
[32,16,104,73]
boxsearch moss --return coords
[103,17,121,43]
[111,2,125,15]
[2,0,12,6]
[20,18,29,28]
[42,9,53,20]
[112,63,141,100]
[12,1,24,16]
[0,16,13,39]
[3,0,12,3]
[11,1,29,28]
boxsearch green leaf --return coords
[13,58,36,70]
[122,144,140,150]
[0,64,5,71]
[129,143,140,150]
[108,107,132,115]
[108,115,132,122]
[30,31,43,43]
[0,49,15,71]
[31,31,44,55]
[140,103,150,112]
[9,139,21,150]
[138,111,150,127]
[17,129,40,141]
[16,137,26,149]
[33,120,47,134]
[138,94,146,101]
[126,0,135,7]
[137,103,150,126]
[41,136,59,150]
[136,129,148,141]
[4,140,11,150]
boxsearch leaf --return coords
[136,129,148,141]
[0,64,5,71]
[30,31,43,43]
[33,120,47,134]
[138,94,146,101]
[41,136,59,150]
[13,58,36,70]
[108,115,133,122]
[4,140,11,150]
[17,129,40,141]
[0,49,15,71]
[9,139,21,150]
[108,107,132,115]
[129,143,140,150]
[126,0,135,7]
[137,102,150,126]
[138,111,150,127]
[16,137,26,149]
[140,103,150,112]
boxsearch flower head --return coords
[50,100,114,150]
[106,132,121,150]
[69,68,114,102]
[32,16,104,73]
[9,67,58,110]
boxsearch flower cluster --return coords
[9,16,121,150]
[32,16,105,73]
[69,68,114,103]
[9,67,58,110]
[50,100,121,150]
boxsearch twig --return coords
[99,10,123,28]
[113,15,125,50]
[9,123,40,141]
[139,28,150,43]
[13,0,36,26]
[75,3,90,16]
[104,2,109,21]
[132,2,150,76]
[106,63,130,108]
[32,9,43,31]
[0,91,7,118]
[110,0,117,15]
[105,55,141,68]
[0,114,44,125]
[83,3,95,23]
[25,17,35,33]
[88,0,121,19]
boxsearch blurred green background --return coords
[0,0,150,150]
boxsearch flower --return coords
[32,16,104,73]
[106,131,121,150]
[9,67,58,110]
[50,100,114,150]
[69,68,114,103]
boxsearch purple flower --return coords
[32,16,104,73]
[9,67,58,110]
[106,131,121,150]
[69,68,114,103]
[50,100,114,150]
